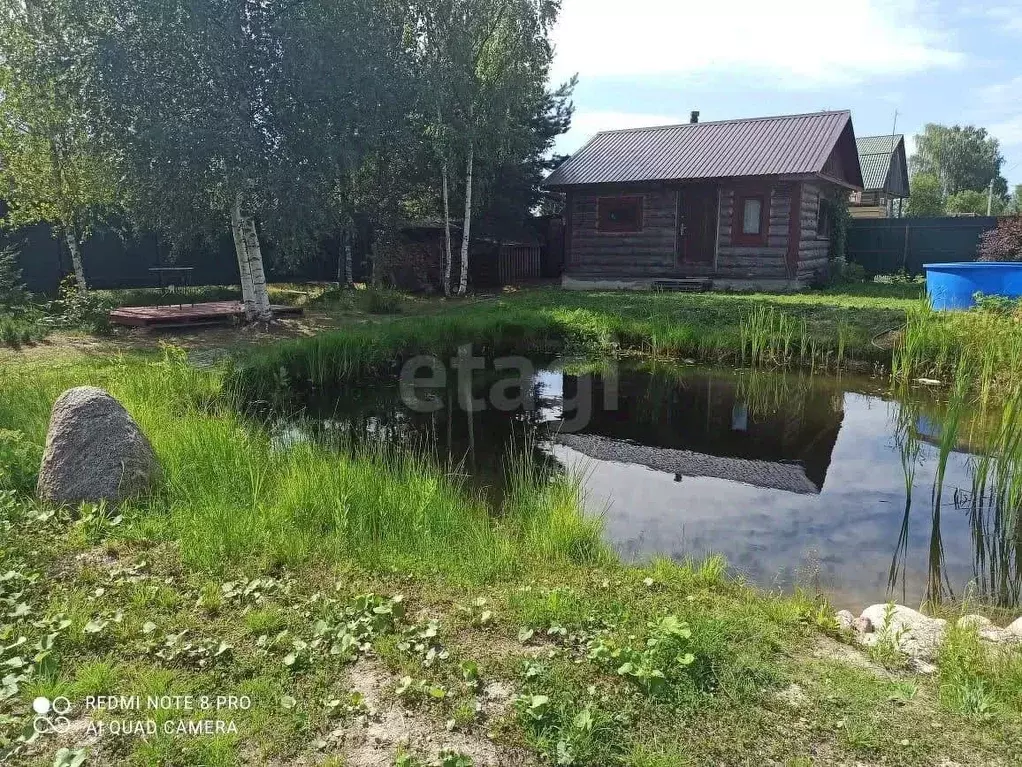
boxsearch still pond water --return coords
[271,361,1018,610]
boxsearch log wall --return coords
[564,180,837,285]
[797,182,833,281]
[568,190,678,276]
[715,182,792,280]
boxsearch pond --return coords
[267,360,1020,610]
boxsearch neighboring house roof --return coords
[544,110,863,190]
[855,134,910,197]
[553,433,821,495]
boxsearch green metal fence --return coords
[847,216,998,275]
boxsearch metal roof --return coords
[545,110,860,188]
[855,134,908,194]
[856,134,902,155]
[554,433,820,495]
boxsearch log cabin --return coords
[543,110,864,290]
[849,134,910,219]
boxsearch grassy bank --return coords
[2,342,1022,765]
[238,284,926,401]
[0,352,603,579]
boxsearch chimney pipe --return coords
[690,110,700,124]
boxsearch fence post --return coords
[902,221,910,273]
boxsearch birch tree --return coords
[412,0,561,295]
[87,0,410,317]
[86,0,296,320]
[0,0,118,294]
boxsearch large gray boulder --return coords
[37,387,159,505]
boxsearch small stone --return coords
[859,604,947,661]
[1006,617,1022,636]
[957,614,994,631]
[853,616,874,634]
[835,610,855,631]
[483,682,513,702]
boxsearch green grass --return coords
[0,351,604,580]
[237,284,922,400]
[894,300,1022,397]
[0,308,48,348]
[4,280,1022,766]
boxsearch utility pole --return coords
[987,179,995,216]
[889,109,899,217]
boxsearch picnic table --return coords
[148,267,195,307]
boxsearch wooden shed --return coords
[850,134,910,218]
[543,110,864,290]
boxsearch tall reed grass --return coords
[738,305,849,371]
[889,353,1022,607]
[893,301,1022,399]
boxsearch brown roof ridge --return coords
[591,109,852,137]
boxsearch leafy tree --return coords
[0,0,119,294]
[411,0,563,295]
[1008,184,1022,216]
[945,189,1005,217]
[269,0,415,287]
[910,124,1007,198]
[474,76,575,237]
[978,217,1022,262]
[905,173,945,217]
[87,0,407,320]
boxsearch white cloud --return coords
[985,5,1022,35]
[975,76,1022,149]
[979,75,1022,107]
[990,116,1022,147]
[551,0,963,88]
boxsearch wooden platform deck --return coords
[109,301,303,328]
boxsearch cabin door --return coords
[677,186,718,266]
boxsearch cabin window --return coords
[597,195,643,233]
[733,193,767,246]
[742,198,763,234]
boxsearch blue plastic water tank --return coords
[923,262,1022,310]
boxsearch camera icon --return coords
[32,697,73,735]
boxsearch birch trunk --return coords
[441,161,453,297]
[457,140,474,296]
[239,214,273,322]
[344,230,354,287]
[230,195,256,320]
[64,230,88,294]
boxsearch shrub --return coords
[361,287,402,315]
[978,217,1022,262]
[0,245,28,309]
[827,257,867,285]
[51,275,111,333]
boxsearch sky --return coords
[549,0,1022,188]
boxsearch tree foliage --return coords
[1,0,572,304]
[945,189,1005,217]
[408,0,568,294]
[905,173,945,217]
[1008,184,1022,216]
[0,0,120,292]
[910,124,1007,199]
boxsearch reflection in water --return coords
[266,362,1022,609]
